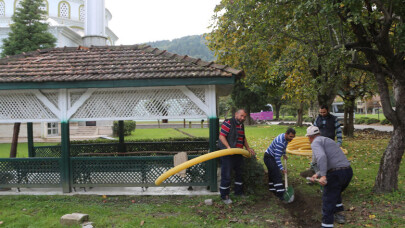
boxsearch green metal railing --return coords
[70,155,207,188]
[0,141,211,191]
[0,158,61,188]
[33,141,209,157]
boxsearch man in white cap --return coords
[306,126,353,227]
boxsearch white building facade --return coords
[0,0,118,139]
[0,0,118,52]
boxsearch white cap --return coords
[306,126,320,136]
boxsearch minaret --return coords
[82,0,107,46]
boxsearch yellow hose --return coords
[286,136,348,156]
[155,148,251,185]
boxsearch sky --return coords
[105,0,221,45]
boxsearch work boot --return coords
[334,212,346,224]
[222,195,232,205]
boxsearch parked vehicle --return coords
[250,104,274,121]
[330,102,355,122]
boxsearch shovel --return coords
[283,158,295,203]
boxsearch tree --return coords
[1,0,56,157]
[337,69,376,137]
[1,0,56,57]
[207,0,345,121]
[330,0,405,192]
[230,80,268,125]
[148,35,215,62]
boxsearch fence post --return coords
[118,120,126,152]
[208,117,219,192]
[61,121,71,193]
[27,122,34,157]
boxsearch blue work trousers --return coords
[322,167,353,228]
[219,154,244,199]
[263,153,285,200]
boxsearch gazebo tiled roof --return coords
[0,45,244,83]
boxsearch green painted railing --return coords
[1,142,211,191]
[33,141,209,157]
[0,158,61,188]
[70,155,207,188]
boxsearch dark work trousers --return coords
[263,153,284,200]
[322,167,353,228]
[219,154,244,199]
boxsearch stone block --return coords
[60,213,89,226]
[204,199,213,206]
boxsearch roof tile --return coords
[0,45,244,83]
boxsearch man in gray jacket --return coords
[306,126,353,228]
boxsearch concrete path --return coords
[0,186,218,196]
[267,121,393,132]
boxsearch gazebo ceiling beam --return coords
[66,88,96,119]
[179,86,209,115]
[32,89,61,118]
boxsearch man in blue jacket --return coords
[314,105,343,147]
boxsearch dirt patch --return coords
[282,187,322,227]
[354,128,392,139]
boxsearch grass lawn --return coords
[0,124,404,227]
[355,113,386,120]
[0,142,58,158]
[124,128,188,140]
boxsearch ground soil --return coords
[283,188,322,227]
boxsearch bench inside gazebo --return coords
[0,45,243,193]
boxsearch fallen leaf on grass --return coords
[229,218,238,223]
[369,214,376,219]
[0,221,3,225]
[102,195,107,199]
[349,206,356,211]
[140,220,144,226]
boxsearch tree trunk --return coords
[10,122,21,158]
[274,103,281,120]
[343,98,355,137]
[317,93,335,108]
[296,102,304,127]
[373,78,405,192]
[245,106,253,125]
[374,125,405,192]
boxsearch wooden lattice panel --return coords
[71,87,207,120]
[0,86,213,123]
[0,91,58,122]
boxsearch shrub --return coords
[304,116,313,122]
[112,120,136,136]
[282,116,297,121]
[241,157,266,195]
[365,118,380,125]
[355,117,370,124]
[380,119,391,125]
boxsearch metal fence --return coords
[0,141,211,191]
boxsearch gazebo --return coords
[0,45,243,193]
